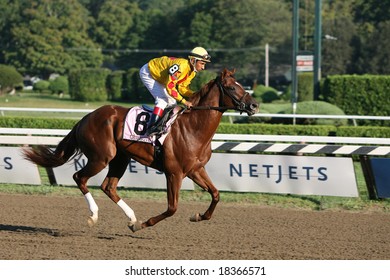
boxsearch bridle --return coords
[191,76,250,113]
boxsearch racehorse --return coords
[23,69,259,232]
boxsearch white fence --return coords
[1,107,389,156]
[1,127,389,155]
[1,106,390,121]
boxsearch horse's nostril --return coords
[250,103,258,110]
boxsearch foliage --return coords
[217,123,337,136]
[122,68,152,103]
[280,101,347,126]
[68,68,111,102]
[0,116,78,129]
[49,76,69,94]
[92,0,142,67]
[33,80,50,92]
[297,73,313,101]
[2,116,389,139]
[353,0,390,26]
[253,85,280,103]
[0,64,23,94]
[107,71,124,101]
[2,0,103,77]
[190,70,217,92]
[322,75,390,125]
[0,0,389,84]
[322,16,356,75]
[337,126,390,138]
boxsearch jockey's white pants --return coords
[139,63,176,110]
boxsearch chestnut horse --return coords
[23,69,259,232]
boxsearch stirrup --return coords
[145,123,159,136]
[146,128,157,136]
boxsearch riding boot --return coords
[146,114,160,135]
[146,106,164,135]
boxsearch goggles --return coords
[190,53,211,62]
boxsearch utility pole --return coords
[265,43,269,87]
[292,0,299,125]
[313,0,322,100]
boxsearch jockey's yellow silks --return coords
[148,56,197,103]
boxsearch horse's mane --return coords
[188,78,216,106]
[188,68,235,106]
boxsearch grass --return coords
[0,162,389,213]
[1,91,389,213]
[0,91,141,119]
[1,91,126,108]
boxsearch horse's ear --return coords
[221,68,236,79]
[220,68,227,79]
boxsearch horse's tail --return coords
[23,124,80,168]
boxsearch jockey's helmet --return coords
[188,47,211,63]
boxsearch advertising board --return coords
[0,147,41,185]
[205,153,358,197]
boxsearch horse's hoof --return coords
[87,216,97,227]
[128,221,143,232]
[190,213,202,222]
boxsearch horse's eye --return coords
[229,86,235,90]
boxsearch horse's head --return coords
[215,69,259,116]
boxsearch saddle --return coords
[123,105,183,145]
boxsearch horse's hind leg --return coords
[100,152,139,228]
[187,167,219,222]
[73,156,114,227]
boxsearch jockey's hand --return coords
[185,101,193,109]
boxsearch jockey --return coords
[139,46,211,135]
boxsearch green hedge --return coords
[68,68,111,102]
[49,76,69,95]
[280,101,347,126]
[2,116,388,138]
[217,123,336,136]
[322,75,390,126]
[33,80,50,92]
[297,72,314,101]
[122,68,152,103]
[252,85,280,103]
[107,70,124,101]
[0,117,78,129]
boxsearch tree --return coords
[173,0,291,80]
[0,0,26,64]
[322,17,356,75]
[209,0,291,79]
[0,64,23,95]
[351,0,390,74]
[92,0,142,68]
[353,0,390,26]
[5,0,103,77]
[365,21,390,74]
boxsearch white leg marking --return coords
[117,199,137,222]
[84,192,99,224]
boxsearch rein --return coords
[190,77,249,113]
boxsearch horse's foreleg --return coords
[188,167,219,222]
[101,177,138,222]
[101,152,140,230]
[130,174,181,232]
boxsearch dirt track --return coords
[0,193,389,260]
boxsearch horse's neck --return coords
[185,83,224,139]
[187,109,223,140]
